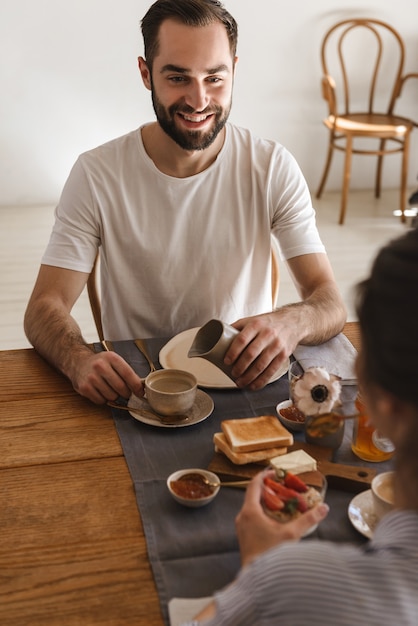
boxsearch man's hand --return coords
[235,470,329,567]
[223,253,346,390]
[225,312,296,390]
[24,265,144,405]
[71,349,144,404]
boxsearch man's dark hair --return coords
[141,0,238,69]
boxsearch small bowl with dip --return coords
[167,468,220,508]
[276,399,305,432]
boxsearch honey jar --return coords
[351,395,394,462]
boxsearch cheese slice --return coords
[269,449,317,474]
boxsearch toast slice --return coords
[221,415,293,452]
[213,432,288,465]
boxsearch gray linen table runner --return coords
[97,335,392,625]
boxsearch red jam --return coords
[280,405,305,423]
[170,473,215,499]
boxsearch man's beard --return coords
[151,89,231,151]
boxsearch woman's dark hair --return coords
[141,0,238,70]
[356,227,418,405]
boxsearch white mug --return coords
[144,369,197,417]
[371,471,395,521]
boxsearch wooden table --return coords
[0,323,360,626]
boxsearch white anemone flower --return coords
[291,366,342,416]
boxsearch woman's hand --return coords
[235,470,329,567]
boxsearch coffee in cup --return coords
[145,369,197,417]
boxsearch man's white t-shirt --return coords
[42,123,325,340]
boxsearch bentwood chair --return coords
[87,247,281,342]
[316,18,418,224]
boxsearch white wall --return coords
[1,0,417,206]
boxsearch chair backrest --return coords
[320,18,406,117]
[87,252,104,341]
[87,248,280,342]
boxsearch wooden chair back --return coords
[316,18,418,224]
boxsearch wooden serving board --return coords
[208,441,377,494]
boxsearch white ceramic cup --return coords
[144,369,197,417]
[371,471,395,521]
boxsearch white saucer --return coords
[128,389,214,428]
[348,489,377,539]
[159,327,289,389]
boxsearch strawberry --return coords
[263,477,299,499]
[263,486,285,511]
[263,476,308,513]
[283,471,308,493]
[293,495,308,513]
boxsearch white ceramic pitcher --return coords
[187,319,239,380]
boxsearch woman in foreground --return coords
[184,228,418,625]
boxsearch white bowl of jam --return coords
[276,399,305,432]
[167,468,220,507]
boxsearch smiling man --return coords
[24,0,346,405]
[138,15,235,172]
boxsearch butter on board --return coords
[270,449,317,474]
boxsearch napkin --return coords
[293,332,357,384]
[168,597,212,626]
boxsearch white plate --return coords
[348,489,377,539]
[159,327,289,389]
[128,389,214,428]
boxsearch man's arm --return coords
[282,251,346,343]
[24,265,143,404]
[225,252,346,390]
